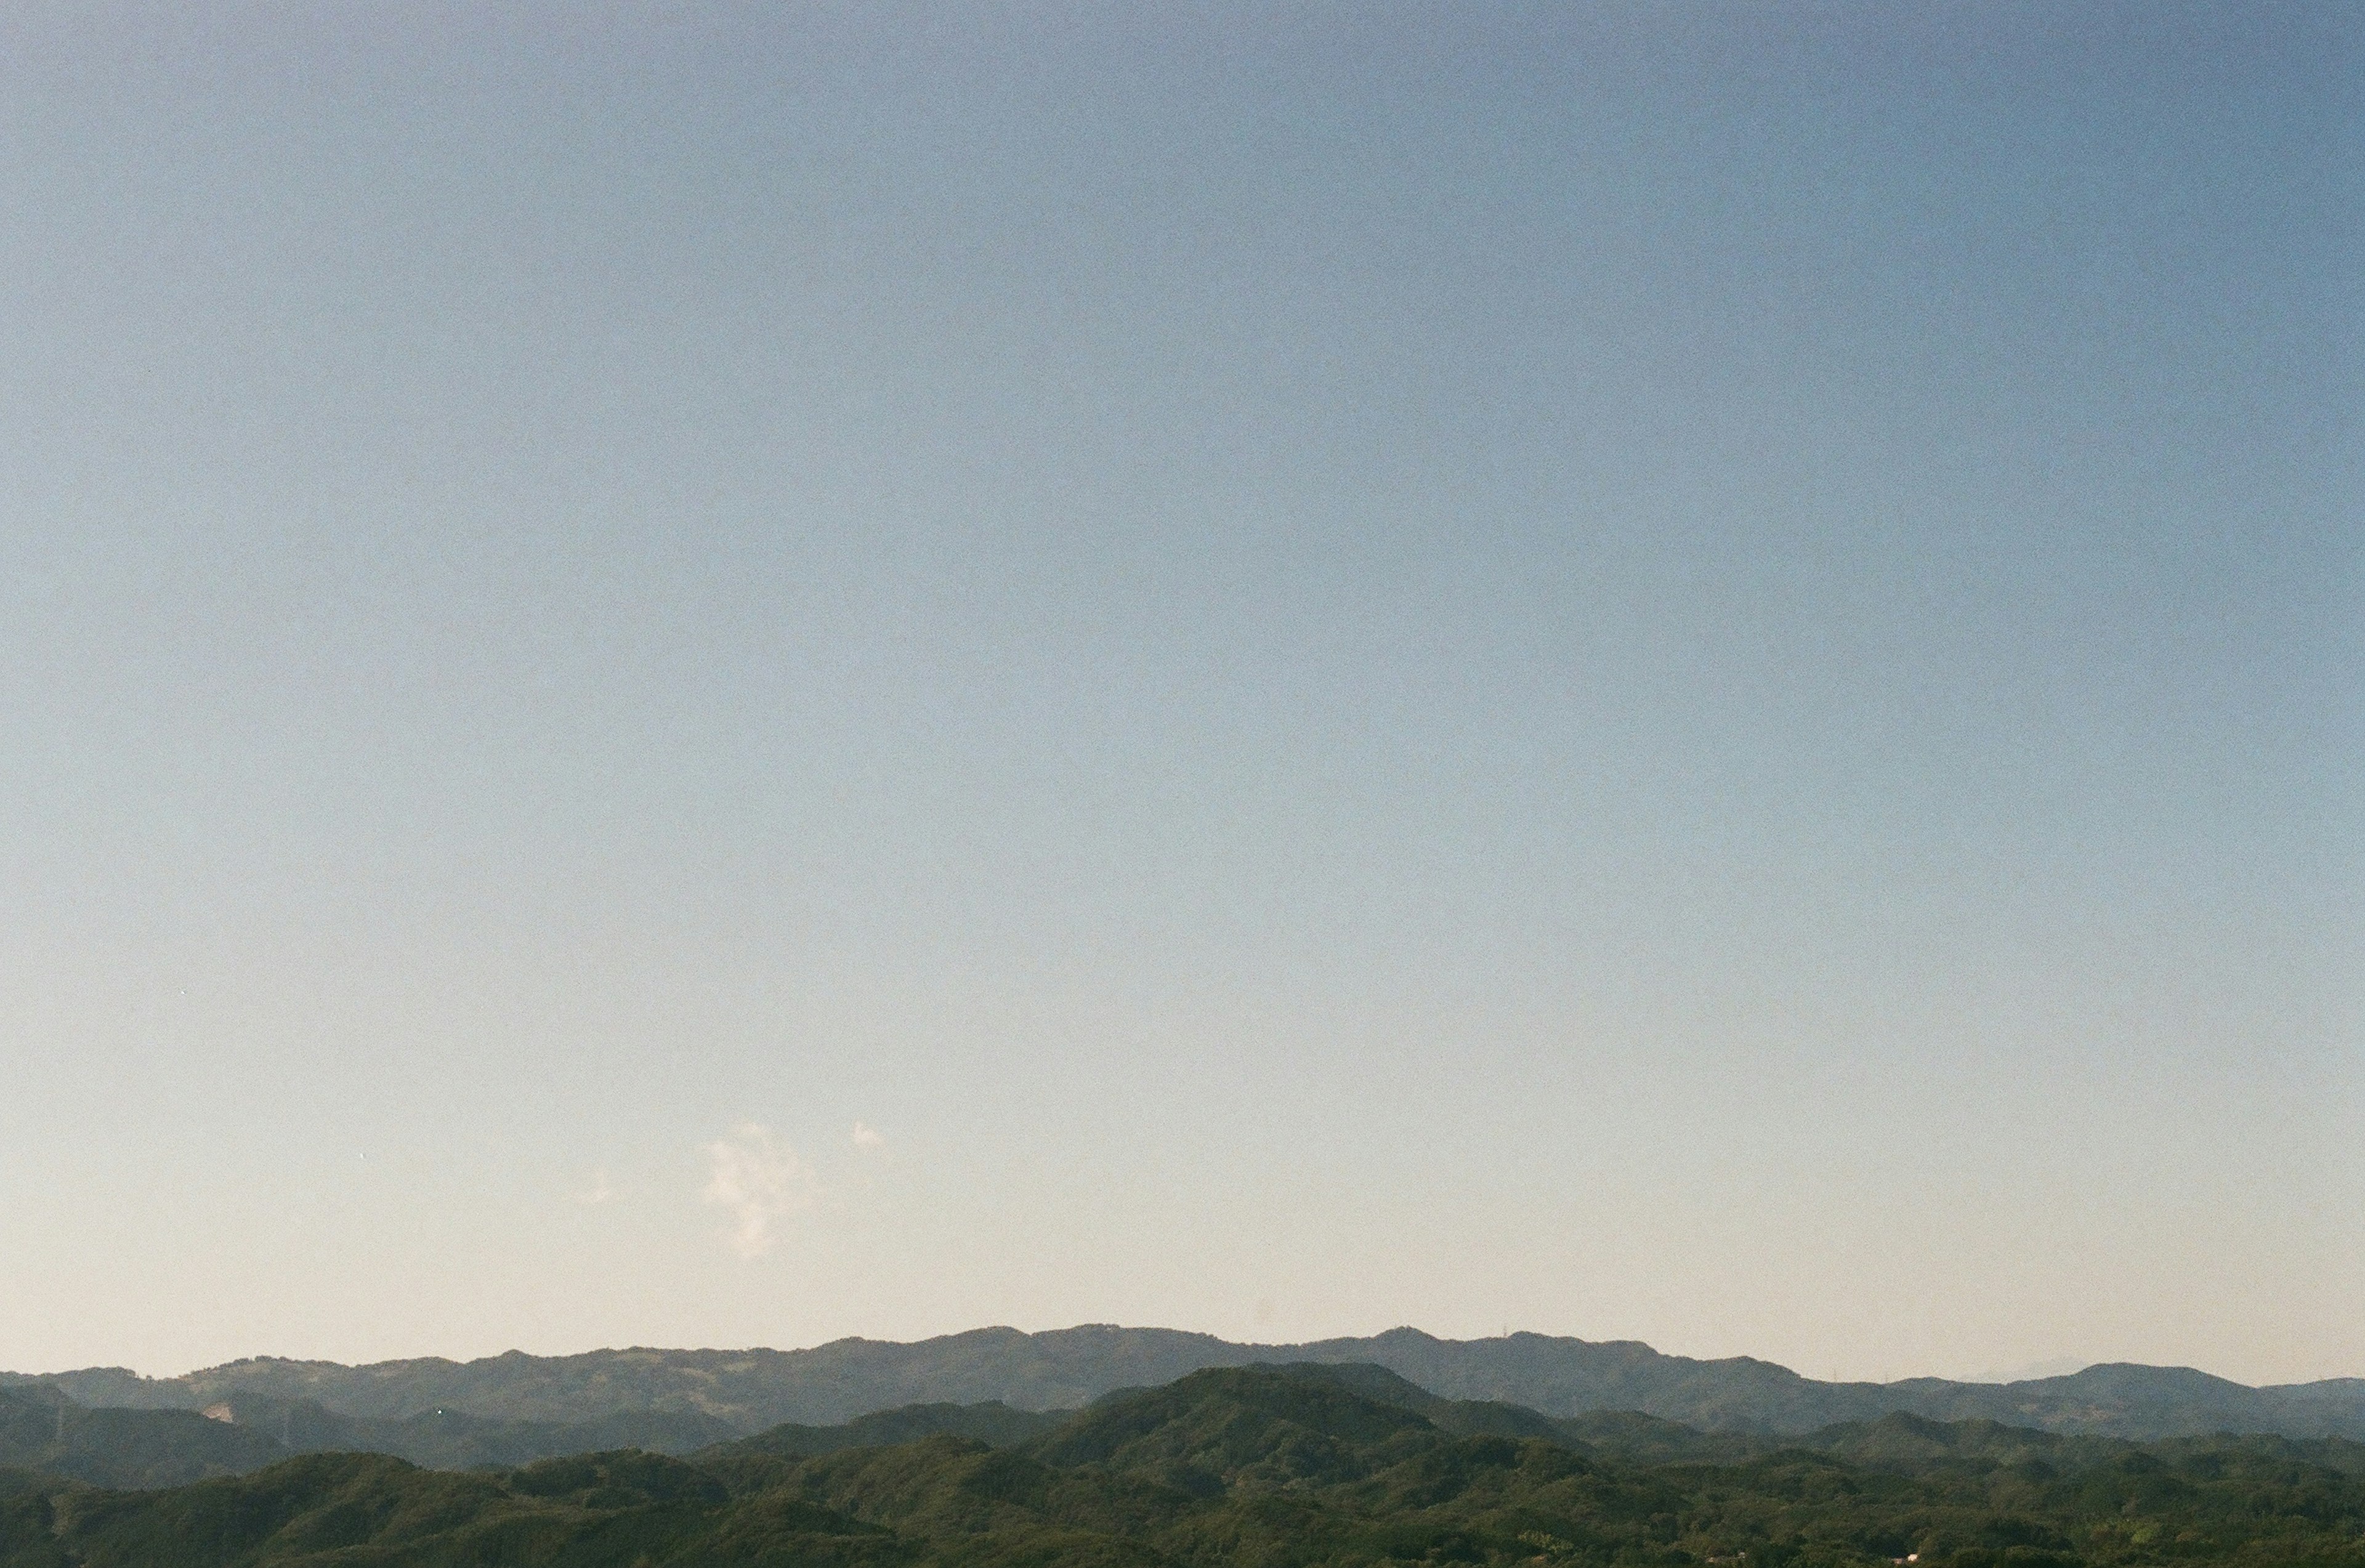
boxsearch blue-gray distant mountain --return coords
[0,1383,283,1489]
[0,1378,742,1485]
[10,1327,2362,1442]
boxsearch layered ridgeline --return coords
[0,1381,738,1489]
[11,1327,2365,1442]
[4,1364,2365,1567]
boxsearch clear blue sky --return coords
[2,2,2358,1385]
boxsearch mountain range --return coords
[7,1360,2365,1566]
[10,1327,2363,1445]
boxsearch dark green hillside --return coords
[6,1364,2363,1567]
[1557,1409,1770,1465]
[724,1401,1065,1460]
[1247,1361,1572,1444]
[1029,1365,1436,1485]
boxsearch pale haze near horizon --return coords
[2,2,2357,1388]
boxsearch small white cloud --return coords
[851,1120,884,1150]
[701,1123,814,1259]
[577,1169,616,1205]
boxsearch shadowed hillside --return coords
[0,1385,284,1490]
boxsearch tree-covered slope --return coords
[722,1400,1067,1460]
[4,1365,2363,1567]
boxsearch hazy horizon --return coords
[5,3,2358,1389]
[8,1322,2332,1396]
[0,1322,2137,1393]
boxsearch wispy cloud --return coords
[851,1120,884,1150]
[701,1124,814,1258]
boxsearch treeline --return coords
[2,1364,2363,1566]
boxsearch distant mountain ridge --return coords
[10,1326,2363,1442]
[0,1380,737,1489]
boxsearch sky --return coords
[1,2,2358,1388]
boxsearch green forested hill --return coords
[6,1365,2363,1567]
